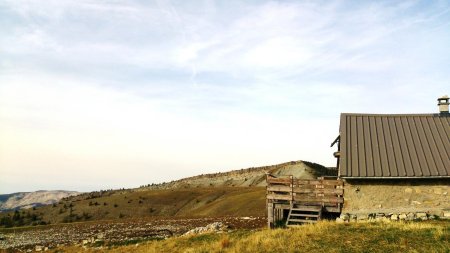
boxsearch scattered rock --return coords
[357,214,368,221]
[336,218,344,223]
[339,213,349,221]
[404,188,413,193]
[416,212,427,219]
[183,222,227,236]
[433,188,443,195]
[376,213,385,218]
[406,213,415,221]
[35,245,43,252]
[390,214,398,221]
[399,213,407,220]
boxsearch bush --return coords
[0,216,13,228]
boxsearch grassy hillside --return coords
[0,187,266,227]
[51,220,450,253]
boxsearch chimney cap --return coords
[437,95,449,101]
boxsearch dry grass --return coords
[0,187,266,228]
[50,220,449,253]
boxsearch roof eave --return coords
[341,176,450,179]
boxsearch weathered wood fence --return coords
[266,174,344,227]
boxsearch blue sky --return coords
[0,0,449,193]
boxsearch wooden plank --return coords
[267,185,292,192]
[292,180,343,186]
[293,196,344,203]
[283,184,341,190]
[267,178,292,184]
[292,188,343,195]
[289,214,320,218]
[291,206,322,212]
[287,219,317,223]
[267,194,292,201]
[267,203,273,228]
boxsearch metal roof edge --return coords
[340,176,450,179]
[340,113,442,117]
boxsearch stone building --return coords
[332,96,450,219]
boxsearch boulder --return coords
[399,213,407,220]
[340,213,349,221]
[416,212,427,220]
[336,218,344,223]
[406,213,415,221]
[390,214,398,221]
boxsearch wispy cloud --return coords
[1,0,449,192]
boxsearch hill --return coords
[0,191,79,212]
[142,160,336,189]
[0,160,335,227]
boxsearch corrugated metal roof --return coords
[339,113,450,178]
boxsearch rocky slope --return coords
[143,160,337,190]
[0,191,80,212]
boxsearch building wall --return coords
[343,179,449,216]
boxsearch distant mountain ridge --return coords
[0,190,80,212]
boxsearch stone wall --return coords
[342,179,449,217]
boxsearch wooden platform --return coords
[266,174,344,228]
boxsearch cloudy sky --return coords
[0,0,449,193]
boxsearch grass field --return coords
[50,220,450,253]
[0,187,266,227]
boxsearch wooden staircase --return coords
[286,206,322,226]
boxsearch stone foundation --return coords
[342,179,449,216]
[337,210,450,223]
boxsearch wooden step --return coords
[289,213,320,218]
[286,205,322,226]
[288,218,317,222]
[287,219,317,223]
[290,206,322,212]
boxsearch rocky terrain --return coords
[142,160,336,190]
[0,160,336,251]
[0,216,265,251]
[0,191,80,212]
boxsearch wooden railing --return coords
[266,174,344,208]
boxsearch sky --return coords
[0,0,449,193]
